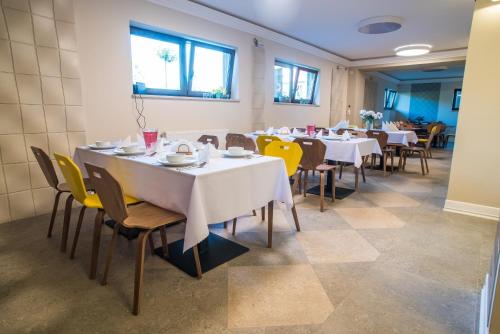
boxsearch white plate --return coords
[88,144,116,150]
[113,148,146,156]
[157,156,198,167]
[223,150,254,158]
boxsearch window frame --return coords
[130,26,236,99]
[452,88,461,111]
[384,88,397,110]
[274,60,319,105]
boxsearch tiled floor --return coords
[0,148,496,333]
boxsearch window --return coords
[130,26,235,99]
[384,89,397,110]
[452,89,462,110]
[274,60,319,105]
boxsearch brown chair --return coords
[197,135,219,149]
[30,146,91,243]
[336,128,367,138]
[225,133,256,151]
[294,138,336,212]
[398,126,439,175]
[335,130,368,188]
[366,130,395,176]
[85,163,191,315]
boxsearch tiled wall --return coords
[409,83,442,122]
[0,0,85,223]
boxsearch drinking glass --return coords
[307,124,316,137]
[143,129,158,152]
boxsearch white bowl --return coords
[228,146,244,155]
[95,140,111,148]
[166,153,186,164]
[122,145,141,153]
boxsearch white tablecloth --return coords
[74,147,293,252]
[246,134,381,168]
[386,131,418,146]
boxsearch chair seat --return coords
[401,146,425,152]
[58,178,92,192]
[418,138,429,143]
[315,164,336,172]
[123,202,186,230]
[382,147,395,152]
[83,193,140,209]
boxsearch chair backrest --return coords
[425,126,441,150]
[293,138,326,170]
[256,135,281,154]
[31,146,59,189]
[197,135,219,149]
[264,141,303,177]
[350,130,367,138]
[366,130,389,148]
[85,163,128,223]
[226,133,256,151]
[54,153,89,204]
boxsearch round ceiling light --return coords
[358,16,403,34]
[394,44,432,57]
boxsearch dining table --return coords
[73,144,293,277]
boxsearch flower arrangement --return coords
[359,110,383,130]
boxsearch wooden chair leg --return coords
[60,194,74,253]
[361,165,366,183]
[419,152,425,175]
[390,152,394,173]
[354,167,359,190]
[223,221,227,229]
[403,151,408,170]
[252,210,257,216]
[47,190,63,238]
[232,217,237,236]
[383,153,387,177]
[303,170,309,197]
[291,171,300,195]
[291,204,300,231]
[89,209,105,280]
[261,206,265,221]
[101,222,120,286]
[70,205,87,259]
[133,230,150,315]
[331,169,336,202]
[159,226,169,258]
[148,234,155,255]
[192,244,202,279]
[267,201,274,248]
[298,170,303,194]
[319,171,325,212]
[339,163,343,179]
[398,151,404,170]
[424,155,430,174]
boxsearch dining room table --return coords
[73,142,294,277]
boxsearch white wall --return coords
[73,0,343,142]
[437,81,462,126]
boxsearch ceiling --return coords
[375,63,465,82]
[189,0,474,61]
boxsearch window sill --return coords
[273,102,320,107]
[131,94,240,103]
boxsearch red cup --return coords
[143,129,158,150]
[307,124,316,136]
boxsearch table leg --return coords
[355,167,359,190]
[267,201,274,248]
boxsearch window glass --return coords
[274,60,319,105]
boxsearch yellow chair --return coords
[256,135,281,154]
[416,125,441,158]
[54,153,140,278]
[231,141,302,247]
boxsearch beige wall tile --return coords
[8,190,34,220]
[0,72,19,103]
[21,104,46,133]
[44,105,66,132]
[4,163,30,192]
[37,46,60,76]
[0,194,10,223]
[65,105,84,131]
[0,166,6,193]
[4,8,33,44]
[67,131,85,153]
[0,8,9,39]
[11,42,39,74]
[32,15,57,47]
[48,132,69,156]
[30,0,54,18]
[16,74,42,104]
[60,49,78,78]
[0,103,23,134]
[29,161,49,188]
[2,0,30,11]
[53,0,73,23]
[0,134,28,163]
[24,133,48,161]
[61,77,80,105]
[41,76,64,104]
[32,187,54,214]
[55,21,75,50]
[0,40,13,72]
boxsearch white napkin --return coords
[279,127,290,135]
[266,127,274,135]
[198,144,210,163]
[292,127,301,135]
[332,120,348,131]
[328,129,336,137]
[155,137,167,153]
[389,123,399,131]
[316,130,323,139]
[381,122,388,131]
[208,143,221,158]
[136,133,145,146]
[341,131,351,141]
[120,136,132,147]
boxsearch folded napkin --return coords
[208,143,221,158]
[292,127,301,135]
[332,120,348,130]
[328,129,336,137]
[120,136,132,147]
[389,122,399,131]
[198,144,210,163]
[155,137,168,153]
[316,130,323,139]
[266,127,274,135]
[136,133,145,146]
[279,127,290,135]
[381,121,388,131]
[341,131,351,141]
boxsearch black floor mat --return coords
[104,219,140,240]
[154,232,249,278]
[306,185,356,200]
